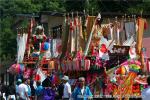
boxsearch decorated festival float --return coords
[8,11,150,99]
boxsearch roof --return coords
[15,14,39,18]
[40,11,150,18]
[40,11,84,17]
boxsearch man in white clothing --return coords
[142,76,150,100]
[62,75,71,100]
[18,78,29,100]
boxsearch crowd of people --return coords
[0,74,93,100]
[0,74,150,100]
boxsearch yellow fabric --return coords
[136,18,145,69]
[86,16,96,41]
[136,18,145,55]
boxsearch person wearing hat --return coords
[16,79,22,99]
[62,75,71,100]
[142,76,150,100]
[72,77,93,100]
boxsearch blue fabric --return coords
[72,86,93,100]
[42,88,55,100]
[19,64,24,73]
[44,42,49,50]
[27,85,31,96]
[35,85,43,96]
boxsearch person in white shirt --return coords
[62,75,71,99]
[18,78,29,100]
[142,76,150,100]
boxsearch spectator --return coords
[16,79,22,99]
[62,75,71,100]
[1,82,9,100]
[7,83,16,100]
[18,78,29,100]
[142,76,150,100]
[26,79,32,99]
[42,80,55,100]
[55,78,64,99]
[72,77,93,100]
[30,79,35,100]
[42,73,51,88]
[35,81,43,100]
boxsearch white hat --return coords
[36,25,43,30]
[62,75,69,81]
[78,77,85,82]
[17,79,22,83]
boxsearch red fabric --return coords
[35,74,41,81]
[26,18,34,50]
[74,17,77,26]
[33,35,37,43]
[144,21,148,30]
[43,35,47,42]
[100,44,107,53]
[70,21,74,31]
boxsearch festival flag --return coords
[70,20,75,53]
[60,14,70,59]
[79,17,86,52]
[84,18,96,56]
[136,18,146,70]
[35,68,46,82]
[79,17,83,39]
[109,23,114,40]
[74,16,79,52]
[136,18,145,55]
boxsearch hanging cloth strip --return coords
[109,25,114,40]
[84,17,97,56]
[79,17,86,52]
[52,39,58,58]
[17,33,28,63]
[60,16,70,59]
[136,18,145,55]
[86,16,96,41]
[70,20,75,53]
[113,22,118,45]
[124,21,136,40]
[136,18,145,70]
[119,20,126,45]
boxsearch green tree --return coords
[0,0,65,65]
